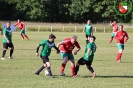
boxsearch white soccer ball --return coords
[44,70,49,76]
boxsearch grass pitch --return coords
[0,32,133,88]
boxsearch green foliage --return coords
[0,0,133,23]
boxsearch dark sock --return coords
[36,65,45,74]
[88,67,94,73]
[75,66,79,75]
[2,50,6,58]
[10,49,14,57]
[47,67,53,76]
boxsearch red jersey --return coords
[60,38,80,54]
[15,22,25,29]
[112,24,118,32]
[115,30,129,44]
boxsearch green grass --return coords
[0,32,133,88]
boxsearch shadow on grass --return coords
[81,75,133,78]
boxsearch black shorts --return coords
[77,57,92,66]
[85,34,91,38]
[40,56,49,63]
[3,43,14,49]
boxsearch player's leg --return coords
[1,43,8,60]
[75,57,85,75]
[60,52,68,76]
[86,61,96,78]
[109,33,115,43]
[20,30,24,40]
[9,43,14,59]
[23,30,29,40]
[46,62,54,78]
[116,44,124,62]
[69,54,76,76]
[35,56,46,75]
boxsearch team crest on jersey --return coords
[47,42,55,48]
[114,0,133,16]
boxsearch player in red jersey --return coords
[109,21,118,43]
[115,25,129,62]
[14,19,29,40]
[57,35,81,76]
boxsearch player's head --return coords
[6,21,11,28]
[119,25,124,31]
[89,36,96,42]
[18,19,21,23]
[87,20,91,24]
[49,33,56,42]
[71,35,77,44]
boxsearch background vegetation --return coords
[0,0,133,23]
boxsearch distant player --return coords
[1,21,14,60]
[83,20,93,44]
[75,36,97,78]
[14,19,29,40]
[35,34,60,78]
[109,21,118,43]
[115,25,129,63]
[57,35,81,76]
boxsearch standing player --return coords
[14,19,29,40]
[75,36,97,78]
[115,25,129,62]
[1,21,14,60]
[109,21,118,43]
[57,35,81,76]
[83,20,93,44]
[35,34,60,78]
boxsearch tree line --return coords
[0,0,133,23]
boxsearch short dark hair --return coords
[119,25,123,29]
[72,35,77,39]
[49,34,56,39]
[90,36,96,41]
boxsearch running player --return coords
[14,19,29,40]
[83,20,93,44]
[35,34,60,78]
[1,21,14,60]
[115,25,129,63]
[75,36,97,78]
[109,21,118,43]
[57,35,81,76]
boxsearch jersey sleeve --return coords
[3,28,7,34]
[125,31,129,41]
[75,42,81,49]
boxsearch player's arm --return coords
[74,42,81,55]
[83,26,85,34]
[125,32,129,42]
[14,22,18,26]
[3,34,9,43]
[86,48,91,58]
[110,21,114,26]
[57,41,64,48]
[36,44,41,56]
[3,29,9,43]
[53,45,60,54]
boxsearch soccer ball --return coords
[44,70,49,76]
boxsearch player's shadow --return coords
[81,75,133,78]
